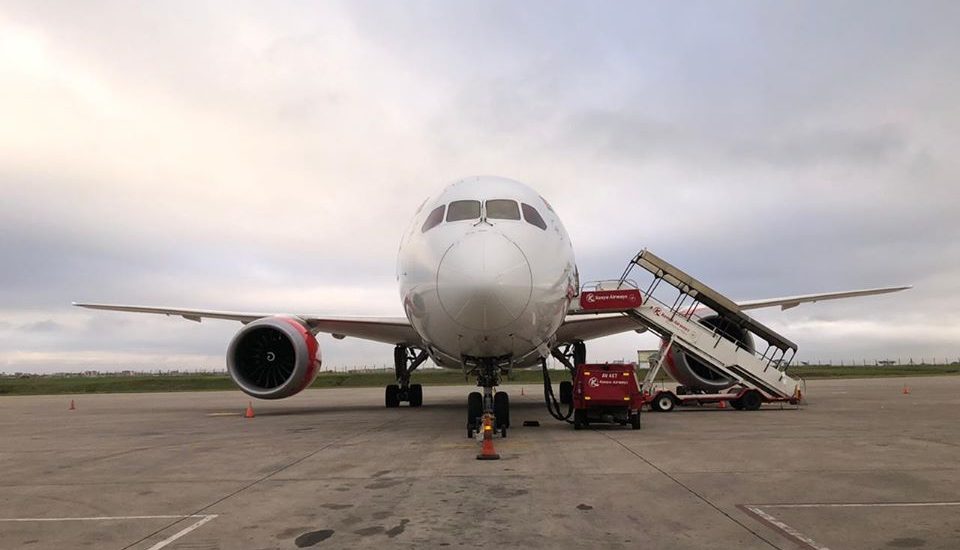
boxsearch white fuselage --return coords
[397,177,578,369]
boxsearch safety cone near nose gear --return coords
[244,402,256,418]
[68,399,76,411]
[476,414,501,460]
[902,384,911,395]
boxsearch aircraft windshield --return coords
[421,205,445,233]
[446,200,481,222]
[486,199,521,220]
[521,203,547,230]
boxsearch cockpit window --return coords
[421,205,445,233]
[485,199,521,220]
[446,200,481,222]
[521,203,547,230]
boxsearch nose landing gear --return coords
[466,359,510,438]
[385,345,427,408]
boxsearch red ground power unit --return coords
[572,363,642,430]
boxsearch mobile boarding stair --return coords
[573,249,803,411]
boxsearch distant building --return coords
[637,350,658,368]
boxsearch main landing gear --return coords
[385,345,428,408]
[466,359,510,439]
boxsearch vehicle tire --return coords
[385,384,400,408]
[573,409,585,430]
[494,391,510,429]
[655,393,675,413]
[649,397,662,412]
[559,381,573,405]
[630,412,641,430]
[730,397,745,410]
[409,384,423,407]
[467,391,483,432]
[742,390,763,411]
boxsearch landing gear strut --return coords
[385,345,427,408]
[466,359,509,438]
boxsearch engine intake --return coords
[226,316,321,399]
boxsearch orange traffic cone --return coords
[68,399,76,411]
[902,384,911,395]
[718,399,726,409]
[521,387,525,396]
[476,414,500,460]
[244,402,256,418]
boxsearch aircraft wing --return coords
[555,314,648,342]
[557,285,910,342]
[735,286,911,311]
[72,303,421,346]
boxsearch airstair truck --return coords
[571,249,803,412]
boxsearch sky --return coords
[1,1,959,373]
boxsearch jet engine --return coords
[226,316,322,399]
[661,314,754,392]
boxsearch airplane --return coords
[75,176,909,435]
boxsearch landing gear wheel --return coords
[409,384,423,407]
[559,381,573,405]
[630,412,641,430]
[467,391,483,438]
[573,409,585,430]
[385,384,400,408]
[741,390,763,411]
[493,391,510,435]
[654,393,675,412]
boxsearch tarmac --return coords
[1,376,959,549]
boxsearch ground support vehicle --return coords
[571,363,643,430]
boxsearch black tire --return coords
[630,412,641,430]
[573,409,585,430]
[655,393,675,413]
[409,384,423,407]
[493,391,510,429]
[559,381,573,405]
[385,384,400,408]
[730,397,745,410]
[467,391,483,433]
[742,390,763,411]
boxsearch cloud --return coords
[1,1,958,372]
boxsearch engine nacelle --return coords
[226,316,322,399]
[661,314,755,392]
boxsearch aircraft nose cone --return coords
[437,231,532,331]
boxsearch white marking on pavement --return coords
[744,502,960,550]
[0,514,219,550]
[0,515,210,522]
[762,501,960,508]
[144,514,218,550]
[745,507,830,550]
